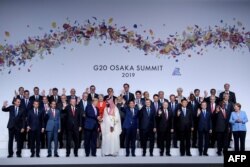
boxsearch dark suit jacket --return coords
[187,100,199,119]
[87,93,99,102]
[104,95,117,103]
[48,95,61,104]
[168,101,179,114]
[27,108,44,131]
[84,104,99,130]
[21,98,33,116]
[121,107,139,129]
[65,105,82,130]
[215,109,230,132]
[197,110,212,132]
[205,96,220,105]
[123,92,135,104]
[151,101,162,112]
[175,108,193,132]
[12,95,24,104]
[219,91,236,104]
[29,95,43,105]
[2,105,25,129]
[156,108,173,132]
[138,106,156,130]
[66,95,78,103]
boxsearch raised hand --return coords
[3,101,8,107]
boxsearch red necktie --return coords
[222,109,226,118]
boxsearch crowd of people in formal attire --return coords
[1,83,248,158]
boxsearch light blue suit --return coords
[45,109,61,155]
[229,111,248,131]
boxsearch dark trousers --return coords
[66,128,79,155]
[216,131,228,154]
[58,119,66,147]
[30,130,41,155]
[120,128,126,148]
[179,130,191,155]
[192,121,198,147]
[172,129,178,147]
[140,129,155,154]
[78,130,83,148]
[198,130,209,154]
[233,131,246,151]
[40,132,46,148]
[84,128,97,156]
[8,128,22,156]
[47,129,59,155]
[124,128,137,155]
[158,130,171,155]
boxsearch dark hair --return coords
[153,94,159,98]
[90,85,96,88]
[123,83,129,87]
[52,88,58,91]
[33,87,39,90]
[107,88,113,92]
[18,87,24,91]
[50,100,56,104]
[14,98,21,102]
[33,100,40,104]
[194,89,200,93]
[234,103,241,109]
[129,100,135,104]
[24,90,29,93]
[169,94,175,98]
[201,101,207,105]
[181,99,187,103]
[210,88,216,92]
[135,90,142,95]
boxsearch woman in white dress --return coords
[101,97,122,156]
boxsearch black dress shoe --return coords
[217,152,222,156]
[199,153,202,156]
[47,154,52,157]
[66,154,70,157]
[92,154,96,157]
[150,153,153,157]
[160,153,163,156]
[203,153,209,156]
[86,154,89,157]
[54,154,59,157]
[132,154,136,157]
[16,154,22,158]
[30,154,35,158]
[142,153,146,157]
[74,154,78,157]
[36,154,40,157]
[126,154,129,157]
[7,155,13,158]
[180,154,185,156]
[186,153,192,156]
[166,153,171,156]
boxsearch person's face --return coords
[181,101,188,107]
[201,103,207,109]
[153,96,159,102]
[194,90,200,96]
[51,102,56,109]
[14,99,21,107]
[234,105,240,111]
[19,88,24,94]
[145,100,151,107]
[34,88,39,95]
[70,99,76,106]
[82,94,88,101]
[170,96,175,102]
[224,95,229,101]
[144,92,149,99]
[53,90,58,96]
[159,92,164,99]
[92,100,98,106]
[224,84,230,91]
[61,96,66,102]
[190,95,195,101]
[124,85,129,92]
[42,97,48,104]
[129,101,135,108]
[221,102,225,109]
[90,87,95,93]
[136,93,141,99]
[177,90,183,96]
[163,102,168,109]
[210,96,215,103]
[210,89,216,95]
[70,89,76,96]
[98,96,104,102]
[108,89,113,95]
[24,92,29,99]
[33,102,39,108]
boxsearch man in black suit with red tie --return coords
[27,100,45,157]
[65,98,82,157]
[123,83,135,104]
[176,99,193,156]
[139,99,156,157]
[87,85,99,103]
[156,102,173,156]
[2,98,25,158]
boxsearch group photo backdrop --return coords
[0,0,250,147]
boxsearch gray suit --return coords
[45,109,61,155]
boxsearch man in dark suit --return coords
[20,90,33,149]
[66,88,78,103]
[87,85,99,102]
[77,92,89,148]
[197,101,212,156]
[168,94,179,148]
[219,83,236,104]
[12,87,25,104]
[139,99,156,156]
[134,90,145,110]
[176,99,193,156]
[2,98,25,158]
[207,95,217,148]
[215,101,230,156]
[205,89,220,104]
[187,93,199,148]
[121,100,139,157]
[84,98,100,157]
[194,89,202,104]
[65,98,82,157]
[57,95,68,148]
[27,100,44,157]
[104,88,117,103]
[44,101,61,157]
[29,87,43,105]
[123,83,135,104]
[48,88,61,104]
[152,94,161,112]
[156,102,173,156]
[158,91,169,104]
